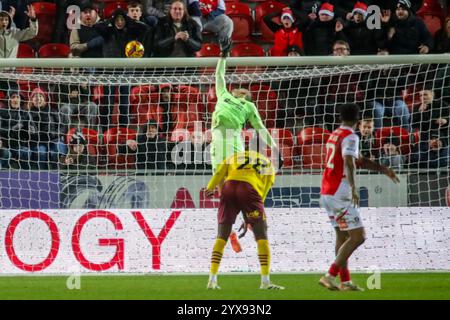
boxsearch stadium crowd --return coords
[0,0,448,170]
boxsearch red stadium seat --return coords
[103,1,128,19]
[375,127,411,155]
[419,15,443,36]
[32,2,56,45]
[17,43,35,73]
[66,127,102,157]
[417,0,445,19]
[250,84,278,128]
[103,127,138,169]
[226,2,254,42]
[38,43,70,58]
[230,43,265,57]
[195,43,221,57]
[129,85,159,125]
[17,43,35,58]
[296,127,331,169]
[267,128,294,167]
[255,1,286,42]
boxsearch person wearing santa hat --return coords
[335,1,388,55]
[303,2,342,55]
[263,7,304,56]
[383,0,433,54]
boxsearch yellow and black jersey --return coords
[207,151,276,201]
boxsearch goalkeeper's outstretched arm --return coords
[215,57,228,98]
[248,104,277,149]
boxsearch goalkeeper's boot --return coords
[229,231,242,253]
[219,37,233,57]
[319,275,341,291]
[206,280,221,290]
[340,282,365,291]
[260,282,285,290]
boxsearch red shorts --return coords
[218,180,266,225]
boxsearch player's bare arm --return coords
[344,155,359,206]
[357,156,400,184]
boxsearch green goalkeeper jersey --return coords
[211,58,275,146]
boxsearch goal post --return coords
[0,55,448,274]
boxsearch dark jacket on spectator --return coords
[410,141,449,168]
[412,99,450,145]
[95,9,150,58]
[0,100,33,151]
[365,66,409,105]
[303,18,339,56]
[153,15,202,57]
[358,132,379,160]
[387,14,433,54]
[126,133,174,170]
[337,19,387,55]
[28,106,60,147]
[434,22,450,53]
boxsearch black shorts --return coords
[218,180,266,225]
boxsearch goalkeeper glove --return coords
[219,37,232,57]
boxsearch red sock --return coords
[339,267,351,282]
[328,263,340,277]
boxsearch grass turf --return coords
[0,273,448,300]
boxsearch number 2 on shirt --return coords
[326,143,336,169]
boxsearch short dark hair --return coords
[340,103,360,123]
[127,1,143,9]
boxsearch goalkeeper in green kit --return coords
[210,38,280,172]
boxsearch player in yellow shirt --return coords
[204,150,285,290]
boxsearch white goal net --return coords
[0,56,448,273]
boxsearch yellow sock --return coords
[257,239,270,277]
[210,238,226,276]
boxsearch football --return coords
[125,40,145,58]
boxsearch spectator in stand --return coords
[384,0,433,55]
[173,129,211,171]
[319,40,365,130]
[0,89,36,169]
[141,0,167,22]
[412,89,449,143]
[379,135,405,170]
[434,15,450,53]
[154,0,202,57]
[288,0,322,23]
[70,2,103,58]
[95,8,149,58]
[27,87,67,169]
[59,130,96,170]
[358,117,379,160]
[59,83,99,134]
[95,9,149,129]
[303,2,342,56]
[127,0,156,56]
[332,0,373,20]
[365,66,411,132]
[336,2,388,55]
[0,4,37,58]
[410,132,449,168]
[125,120,174,170]
[263,7,304,56]
[375,0,423,13]
[128,0,158,27]
[187,0,233,43]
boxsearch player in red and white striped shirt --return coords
[319,103,400,291]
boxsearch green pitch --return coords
[0,273,448,300]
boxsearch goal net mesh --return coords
[0,61,448,210]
